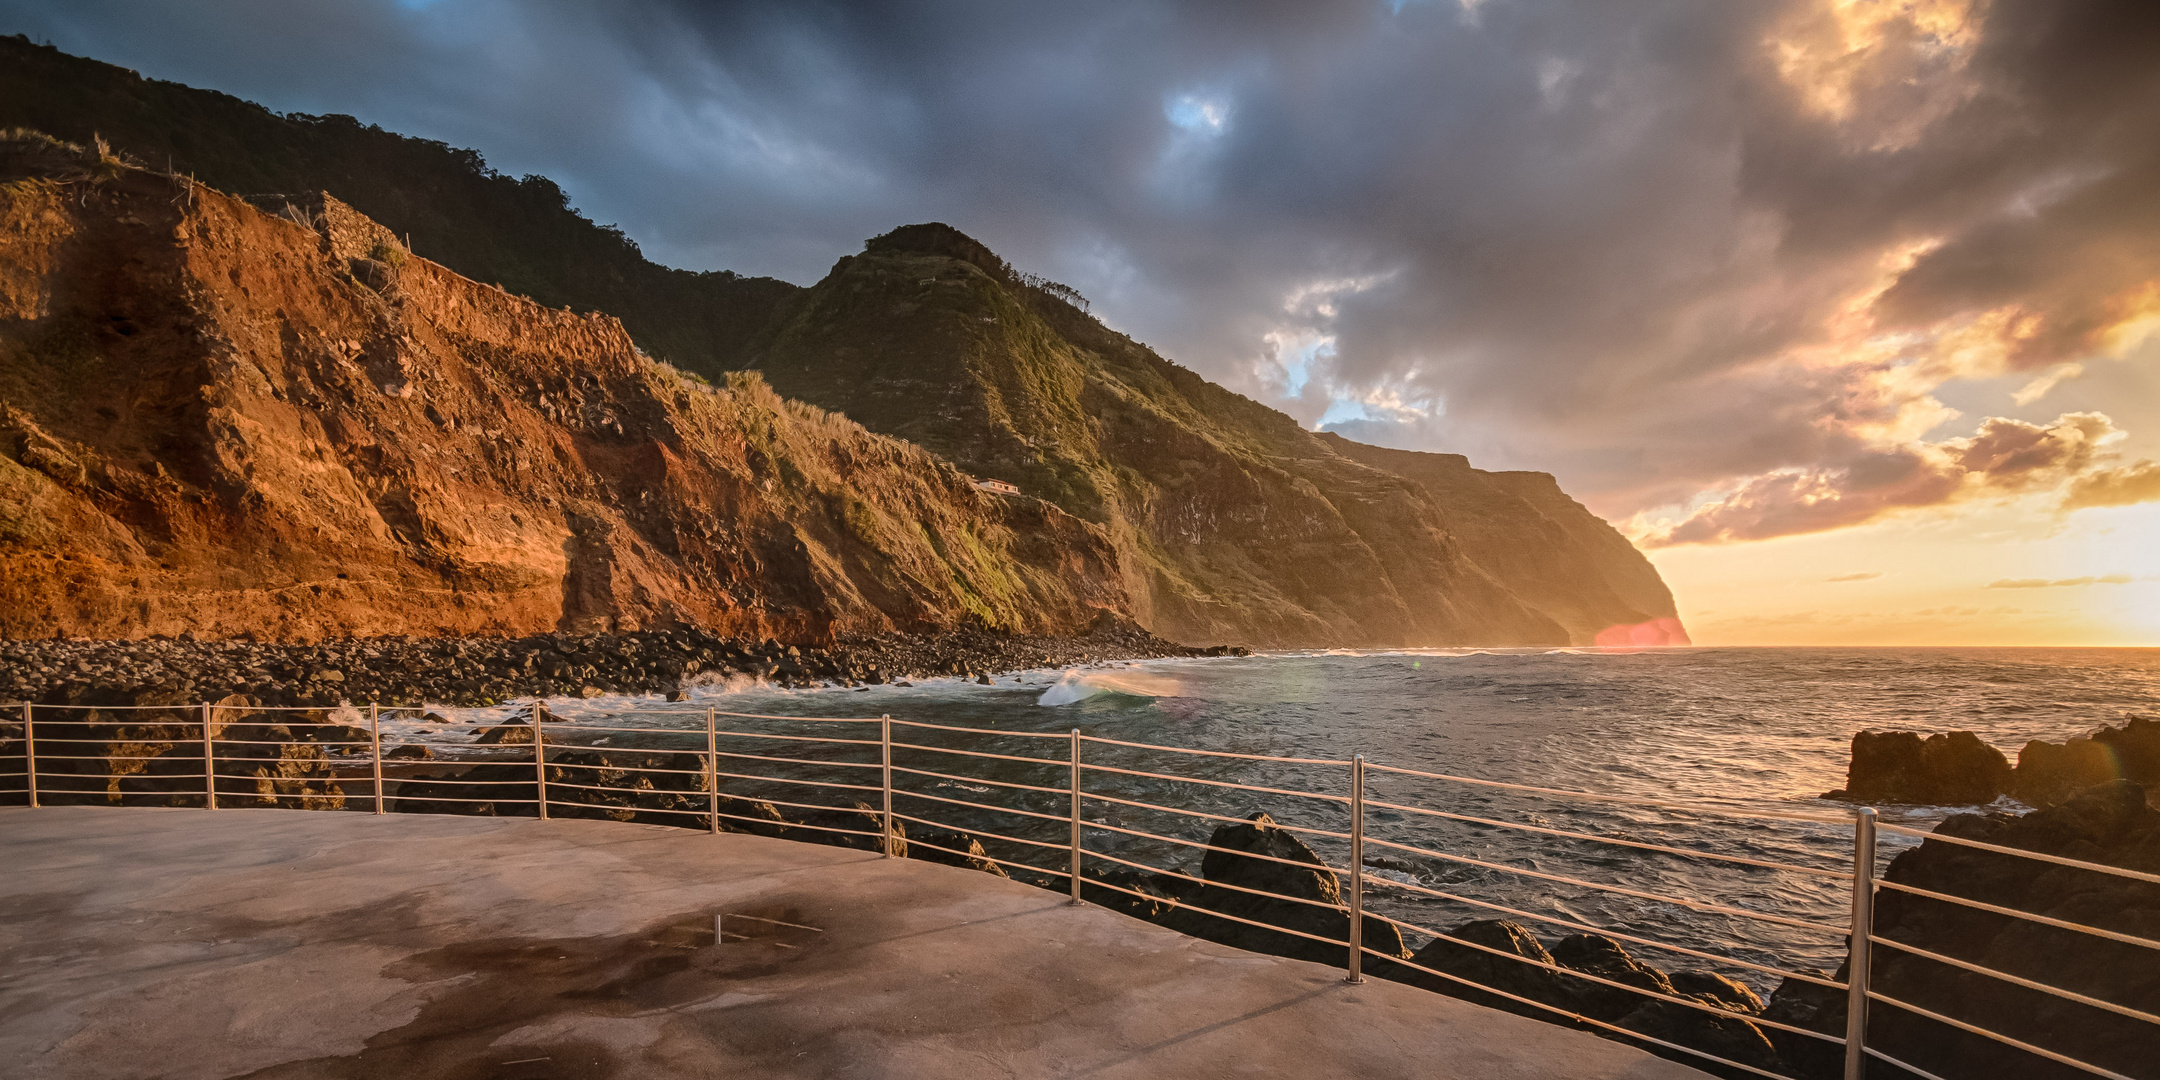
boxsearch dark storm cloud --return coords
[6,0,2158,533]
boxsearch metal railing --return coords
[5,699,2154,1080]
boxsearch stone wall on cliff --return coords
[0,134,1129,642]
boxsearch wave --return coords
[1036,668,1184,706]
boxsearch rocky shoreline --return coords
[0,617,1247,709]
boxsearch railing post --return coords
[880,714,894,857]
[202,703,217,810]
[1347,754,1365,983]
[22,702,36,809]
[369,703,384,815]
[1069,728,1082,904]
[706,705,720,835]
[533,700,549,820]
[1844,807,1877,1080]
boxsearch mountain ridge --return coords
[0,36,1684,648]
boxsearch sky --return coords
[6,0,2157,645]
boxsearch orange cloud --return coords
[1639,411,2144,546]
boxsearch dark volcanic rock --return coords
[1157,812,1409,970]
[2014,716,2160,809]
[1770,781,2160,1080]
[1824,729,2013,805]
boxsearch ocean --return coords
[385,646,2160,991]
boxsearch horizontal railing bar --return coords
[887,811,1070,852]
[1361,907,1841,1044]
[1081,817,1358,879]
[711,710,881,724]
[495,723,697,737]
[890,741,1067,767]
[544,763,711,778]
[732,793,877,818]
[1874,880,2160,952]
[1364,835,1846,934]
[1368,870,1845,990]
[1361,796,1852,880]
[1078,733,1352,766]
[715,750,883,770]
[1867,934,2160,1027]
[209,771,356,784]
[1079,789,1352,840]
[1867,990,2135,1080]
[195,788,351,801]
[894,788,1074,825]
[894,828,1071,873]
[713,771,885,794]
[712,811,880,839]
[1364,762,1851,824]
[198,739,374,748]
[541,779,698,800]
[1078,761,1351,803]
[1876,822,2160,887]
[1083,874,1349,950]
[9,735,212,745]
[889,764,1070,796]
[19,752,208,762]
[541,796,709,819]
[887,718,1067,739]
[386,793,542,806]
[1085,847,1349,915]
[1357,928,1802,1080]
[1859,1046,1953,1080]
[713,729,881,747]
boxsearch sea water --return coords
[388,646,2160,989]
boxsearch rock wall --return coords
[0,135,1129,643]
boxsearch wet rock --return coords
[1669,970,1764,1013]
[383,743,433,761]
[1769,780,2160,1080]
[906,828,1010,878]
[1400,919,1573,1019]
[2014,717,2160,809]
[1824,729,2012,805]
[1158,812,1410,970]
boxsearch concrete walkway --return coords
[0,807,1709,1080]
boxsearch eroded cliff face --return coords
[1315,436,1681,644]
[744,225,1675,647]
[0,138,1128,642]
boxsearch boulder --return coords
[1859,781,2160,1080]
[2015,717,2160,809]
[1160,812,1409,969]
[1825,729,2012,805]
[905,828,1010,878]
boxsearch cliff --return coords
[739,224,1678,646]
[0,134,1127,642]
[0,34,796,374]
[0,35,1686,649]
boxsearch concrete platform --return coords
[0,807,1709,1079]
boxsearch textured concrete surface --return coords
[0,807,1710,1079]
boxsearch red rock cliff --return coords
[0,136,1129,642]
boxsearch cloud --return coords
[1987,574,2134,588]
[8,0,2157,535]
[1636,411,2133,545]
[2063,459,2160,509]
[1826,572,1884,582]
